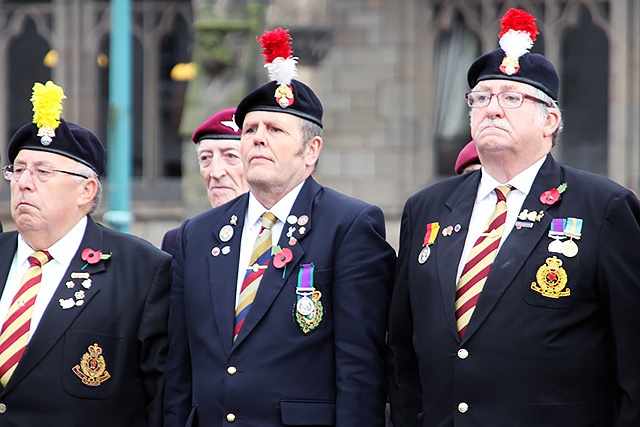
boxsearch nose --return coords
[208,156,228,179]
[252,125,267,147]
[15,167,35,190]
[484,94,504,117]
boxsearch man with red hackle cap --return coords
[160,107,248,254]
[165,28,395,426]
[390,8,640,426]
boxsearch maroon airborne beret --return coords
[454,140,480,175]
[192,107,242,143]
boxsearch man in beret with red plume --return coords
[390,8,640,426]
[165,28,395,426]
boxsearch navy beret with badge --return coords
[467,8,559,101]
[8,81,106,176]
[192,107,242,143]
[235,27,323,129]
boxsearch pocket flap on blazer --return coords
[280,399,335,426]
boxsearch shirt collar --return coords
[478,154,547,200]
[17,216,88,266]
[247,181,305,228]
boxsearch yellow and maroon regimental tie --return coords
[455,185,512,338]
[0,250,52,386]
[234,212,277,341]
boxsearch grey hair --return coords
[299,118,323,145]
[530,87,563,146]
[74,163,102,215]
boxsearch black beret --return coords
[8,118,106,176]
[467,48,559,101]
[235,80,323,129]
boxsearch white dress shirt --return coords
[0,216,87,341]
[235,182,305,308]
[455,155,547,284]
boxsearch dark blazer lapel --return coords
[234,178,318,347]
[208,196,247,355]
[462,156,562,341]
[0,233,18,299]
[435,174,479,340]
[6,218,106,391]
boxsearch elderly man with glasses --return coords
[389,8,640,426]
[0,81,170,426]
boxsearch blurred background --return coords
[0,0,637,250]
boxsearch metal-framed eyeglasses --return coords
[2,164,89,183]
[465,91,552,109]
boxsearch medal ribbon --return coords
[423,222,440,246]
[564,217,583,239]
[549,218,566,237]
[296,263,314,300]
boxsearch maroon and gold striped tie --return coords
[0,250,52,386]
[455,186,511,338]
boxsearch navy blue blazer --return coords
[164,177,396,426]
[0,217,171,426]
[161,227,179,254]
[389,155,640,426]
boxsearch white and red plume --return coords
[257,27,298,108]
[498,8,539,76]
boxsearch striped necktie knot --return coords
[29,250,52,268]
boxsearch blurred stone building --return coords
[0,0,637,249]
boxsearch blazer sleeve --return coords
[388,199,423,427]
[138,248,172,427]
[331,204,396,426]
[599,190,640,425]
[163,223,193,426]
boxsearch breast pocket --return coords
[61,330,123,399]
[522,252,579,309]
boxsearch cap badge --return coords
[257,28,298,109]
[497,9,539,77]
[31,81,66,146]
[531,256,570,299]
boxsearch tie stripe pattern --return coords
[234,212,277,341]
[0,250,52,386]
[455,186,511,338]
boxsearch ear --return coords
[543,107,561,138]
[304,136,323,167]
[77,177,99,210]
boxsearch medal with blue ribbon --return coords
[295,263,323,334]
[561,217,582,257]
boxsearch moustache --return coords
[477,119,513,135]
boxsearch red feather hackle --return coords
[256,27,293,63]
[499,8,539,42]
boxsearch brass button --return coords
[227,366,237,375]
[458,402,468,413]
[0,403,7,414]
[226,413,236,422]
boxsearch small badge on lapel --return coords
[294,264,323,334]
[72,343,111,386]
[531,256,570,299]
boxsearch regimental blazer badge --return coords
[294,263,323,334]
[72,343,111,386]
[531,256,570,299]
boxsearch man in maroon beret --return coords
[454,140,481,174]
[161,107,249,253]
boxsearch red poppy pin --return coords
[273,247,293,269]
[540,182,567,206]
[81,248,112,270]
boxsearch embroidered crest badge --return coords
[531,256,570,299]
[72,343,111,386]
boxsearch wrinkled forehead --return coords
[197,138,241,153]
[14,148,80,167]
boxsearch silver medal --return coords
[296,296,314,316]
[417,245,430,264]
